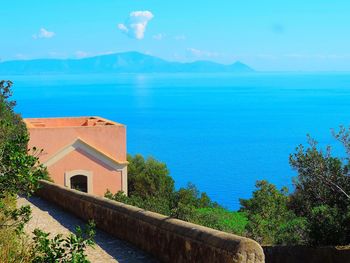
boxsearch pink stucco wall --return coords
[49,149,122,196]
[26,117,126,163]
[25,117,127,196]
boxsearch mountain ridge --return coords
[0,52,255,75]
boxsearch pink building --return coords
[24,117,128,196]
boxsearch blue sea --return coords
[8,73,350,210]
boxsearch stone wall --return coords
[37,180,264,263]
[264,245,350,263]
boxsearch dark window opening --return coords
[70,175,88,193]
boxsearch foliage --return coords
[0,80,94,262]
[240,180,307,245]
[32,221,95,263]
[0,80,47,197]
[127,154,175,199]
[106,154,249,236]
[124,155,218,217]
[306,205,349,245]
[238,128,350,246]
[105,190,173,216]
[0,195,33,263]
[110,130,350,247]
[170,183,217,221]
[0,80,47,238]
[289,135,350,215]
[289,132,350,245]
[0,194,31,235]
[192,207,248,235]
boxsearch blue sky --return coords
[1,0,350,71]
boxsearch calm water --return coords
[8,73,350,209]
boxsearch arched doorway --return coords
[70,175,88,193]
[65,170,93,194]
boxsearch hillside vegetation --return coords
[2,79,349,250]
[107,136,350,246]
[105,154,248,235]
[0,80,95,262]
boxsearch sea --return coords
[7,72,350,210]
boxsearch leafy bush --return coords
[105,190,173,216]
[0,80,47,238]
[240,180,307,245]
[306,205,348,245]
[0,80,47,197]
[170,183,217,220]
[0,195,34,263]
[0,80,95,262]
[192,207,248,235]
[32,221,95,263]
[106,154,248,236]
[127,154,175,199]
[239,129,350,246]
[289,132,350,245]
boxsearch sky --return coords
[1,0,350,71]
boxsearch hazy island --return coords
[0,52,254,75]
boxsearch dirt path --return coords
[18,196,158,263]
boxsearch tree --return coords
[0,80,94,262]
[127,154,175,199]
[0,80,47,233]
[289,133,350,245]
[239,180,307,245]
[106,154,248,234]
[170,183,217,220]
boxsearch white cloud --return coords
[153,33,163,40]
[33,28,55,39]
[187,48,219,59]
[117,24,128,32]
[118,11,154,40]
[174,35,186,41]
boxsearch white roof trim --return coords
[43,138,127,170]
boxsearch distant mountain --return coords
[0,52,255,75]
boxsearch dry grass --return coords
[0,228,34,263]
[0,195,35,263]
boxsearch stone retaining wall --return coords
[263,245,350,263]
[37,180,264,263]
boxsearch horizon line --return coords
[1,51,350,73]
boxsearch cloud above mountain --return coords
[32,28,55,39]
[118,11,154,40]
[187,48,219,59]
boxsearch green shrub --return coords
[240,180,306,245]
[32,221,95,263]
[127,154,174,199]
[193,208,248,235]
[106,154,246,236]
[0,195,34,263]
[0,80,95,262]
[289,132,350,245]
[306,205,350,245]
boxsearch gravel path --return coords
[18,196,158,263]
